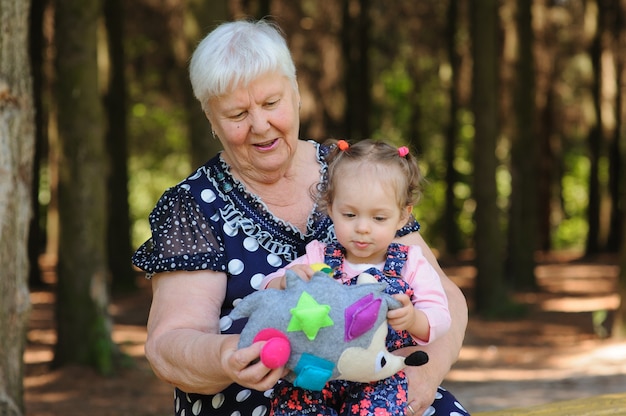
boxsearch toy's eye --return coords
[375,351,387,373]
[344,294,381,341]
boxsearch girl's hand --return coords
[387,293,416,331]
[285,264,317,281]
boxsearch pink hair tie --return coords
[337,140,350,151]
[398,146,409,157]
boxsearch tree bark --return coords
[0,0,35,413]
[184,0,228,169]
[470,0,507,314]
[341,0,371,140]
[611,0,626,340]
[585,1,604,255]
[104,0,136,292]
[53,0,116,374]
[508,0,538,290]
[443,0,463,257]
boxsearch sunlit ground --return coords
[443,256,626,412]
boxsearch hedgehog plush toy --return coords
[228,269,429,391]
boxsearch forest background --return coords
[1,0,626,415]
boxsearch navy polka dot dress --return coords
[132,141,469,416]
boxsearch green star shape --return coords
[287,291,334,340]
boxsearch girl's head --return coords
[319,139,423,263]
[320,139,423,214]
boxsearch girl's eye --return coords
[374,216,387,222]
[343,213,356,218]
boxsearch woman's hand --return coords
[403,363,440,415]
[222,339,288,391]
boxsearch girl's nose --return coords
[355,218,370,233]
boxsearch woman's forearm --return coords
[416,277,468,383]
[145,270,239,394]
[146,328,239,394]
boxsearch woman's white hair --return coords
[189,19,297,109]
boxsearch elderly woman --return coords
[133,19,469,416]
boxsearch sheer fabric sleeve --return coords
[132,186,226,276]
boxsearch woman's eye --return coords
[265,99,279,108]
[230,112,246,120]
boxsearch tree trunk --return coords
[442,0,463,258]
[28,0,50,288]
[585,2,603,255]
[104,0,136,292]
[611,0,626,340]
[507,0,538,290]
[0,0,35,413]
[185,0,228,169]
[341,0,371,140]
[53,0,116,374]
[470,0,507,314]
[613,195,626,339]
[525,1,560,254]
[606,0,623,252]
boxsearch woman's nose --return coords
[249,110,270,134]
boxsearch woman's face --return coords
[206,71,301,183]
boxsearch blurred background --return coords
[2,0,625,414]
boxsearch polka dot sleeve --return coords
[132,186,225,275]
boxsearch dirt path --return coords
[24,256,626,415]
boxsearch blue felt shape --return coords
[293,353,335,390]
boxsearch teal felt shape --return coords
[293,353,335,390]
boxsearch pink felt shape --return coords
[254,328,291,369]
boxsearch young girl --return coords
[261,139,451,416]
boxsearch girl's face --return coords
[206,71,301,183]
[327,165,411,265]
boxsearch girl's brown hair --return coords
[318,139,423,214]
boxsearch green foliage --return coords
[128,100,191,248]
[553,151,590,250]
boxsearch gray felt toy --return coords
[228,270,429,391]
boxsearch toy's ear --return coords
[356,272,377,285]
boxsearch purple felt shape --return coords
[344,293,382,341]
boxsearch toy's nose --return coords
[404,350,429,366]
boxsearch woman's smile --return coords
[253,138,279,151]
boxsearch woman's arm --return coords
[394,231,468,413]
[145,270,287,394]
